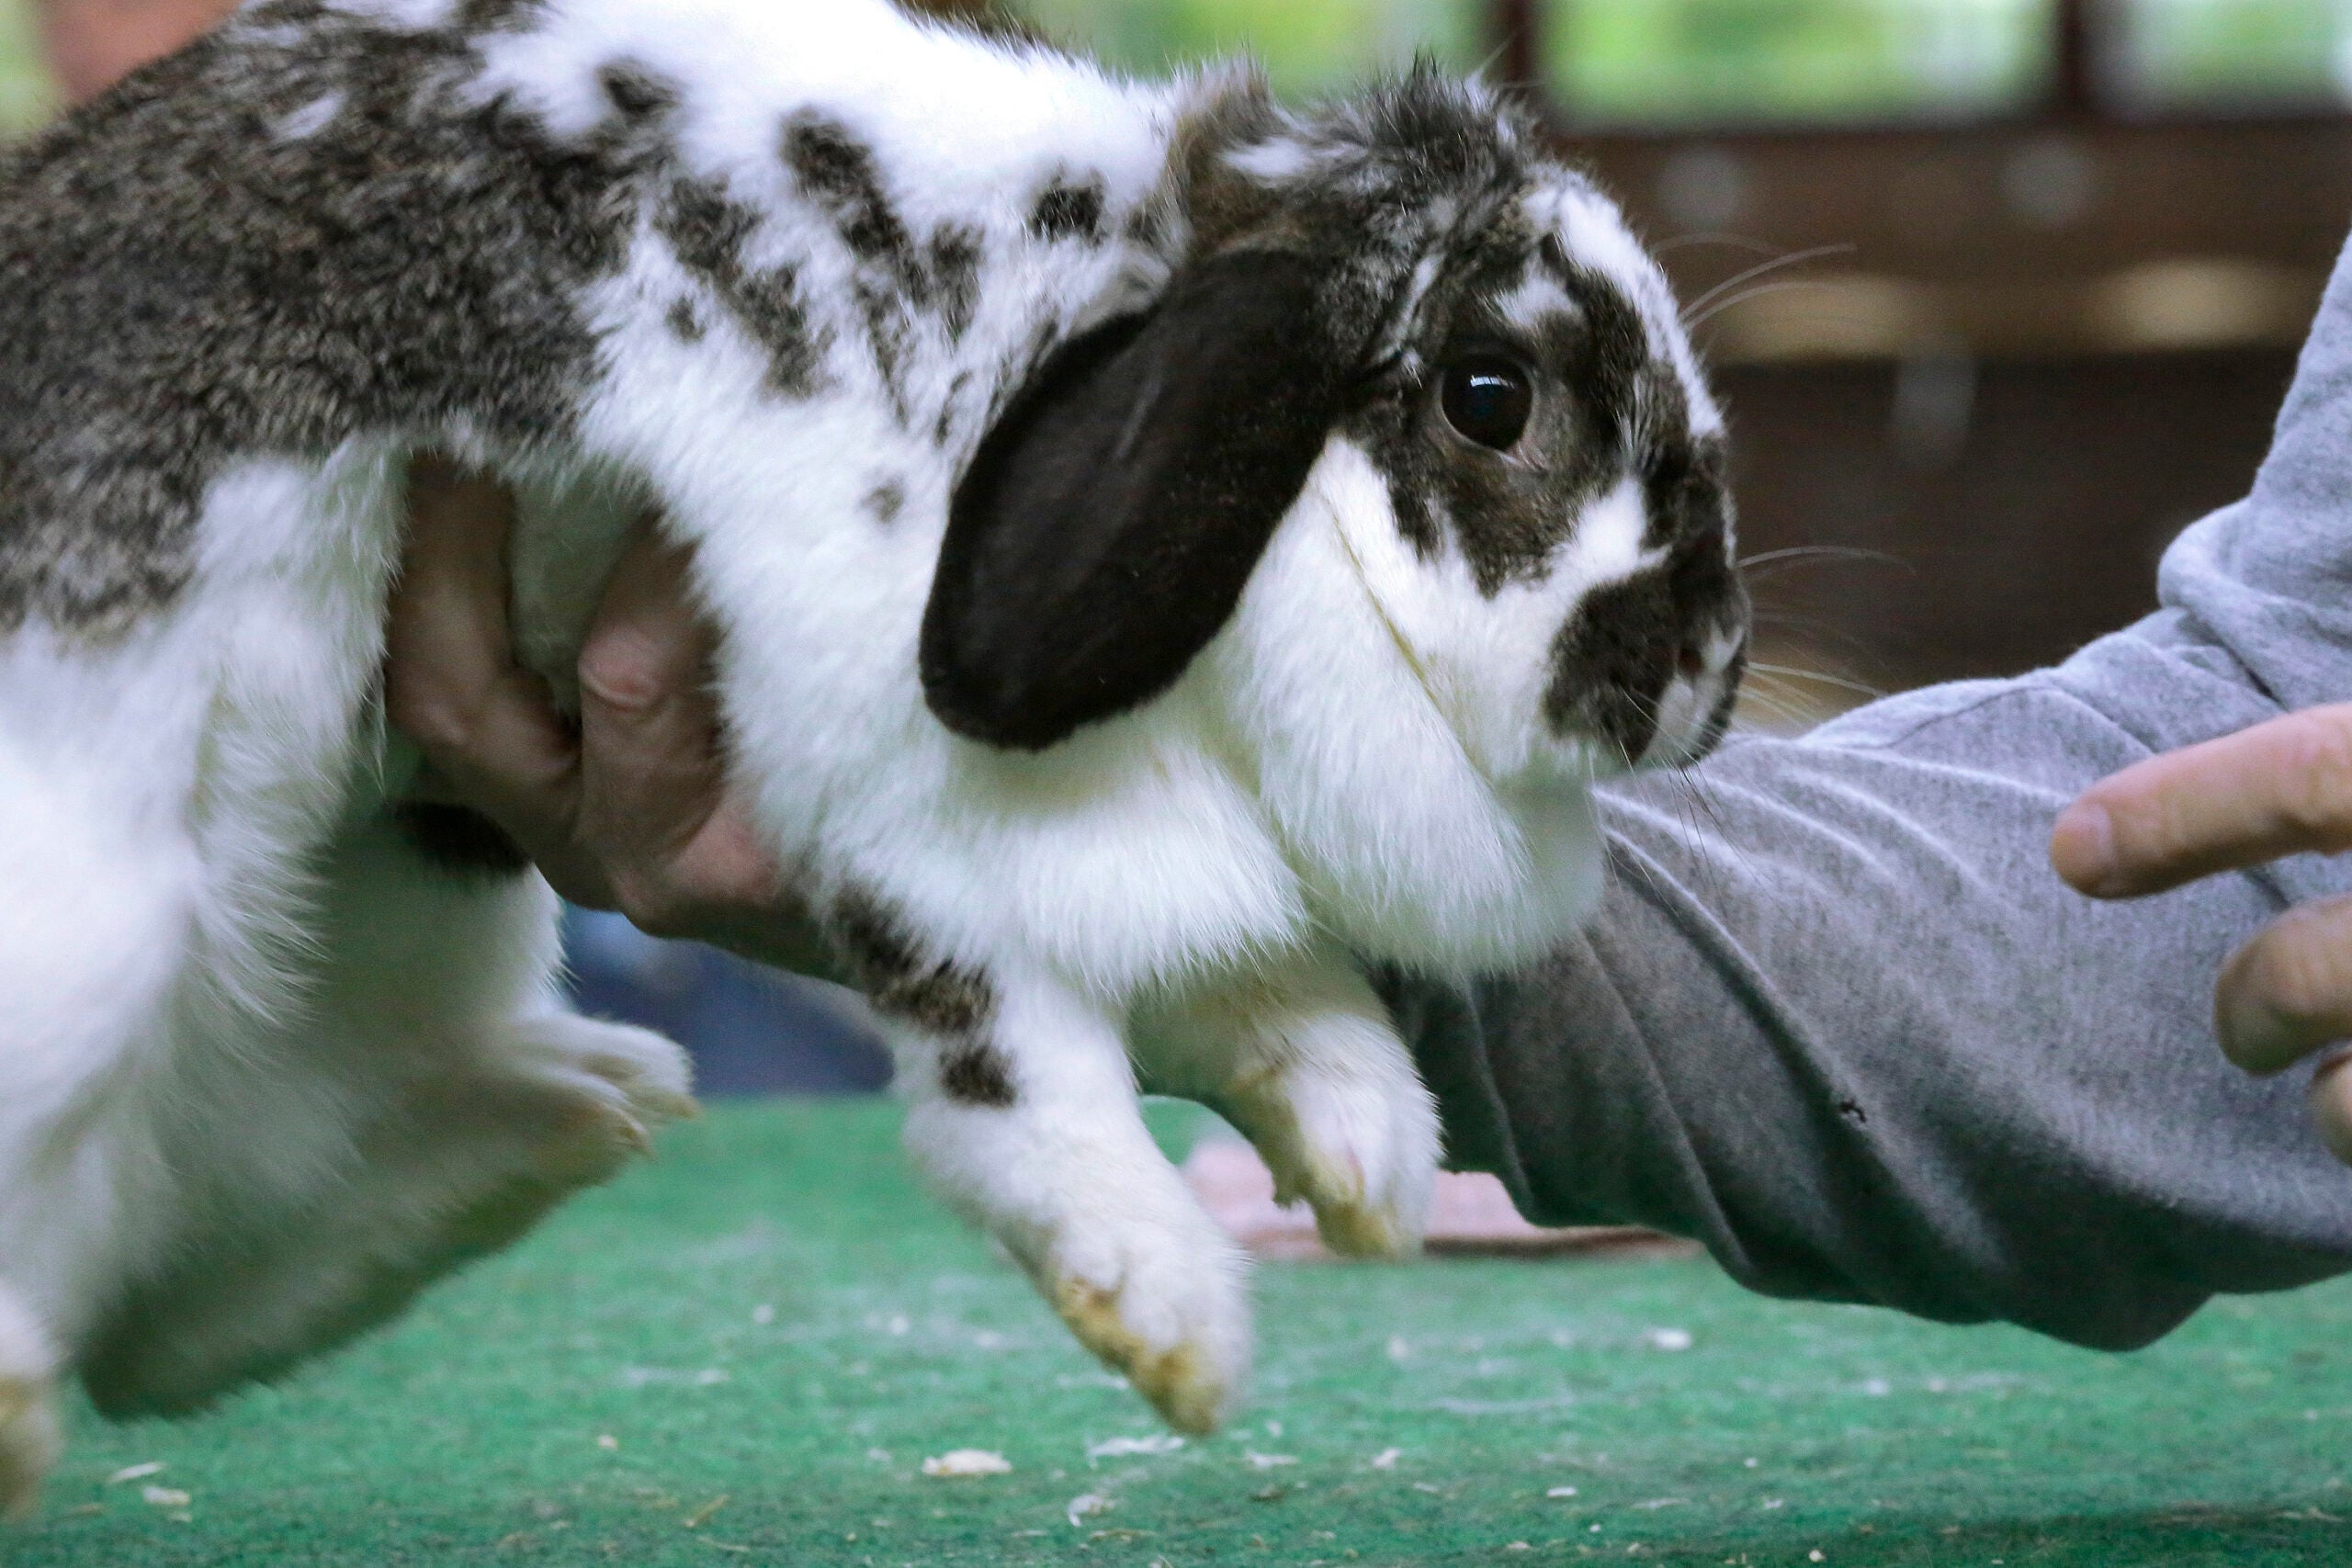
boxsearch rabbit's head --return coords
[924,68,1744,798]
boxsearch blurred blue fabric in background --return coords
[561,908,892,1096]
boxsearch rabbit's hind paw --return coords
[502,1015,697,1190]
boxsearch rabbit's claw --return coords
[0,1371,58,1523]
[1031,1222,1249,1437]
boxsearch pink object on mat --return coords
[1181,1137,1695,1261]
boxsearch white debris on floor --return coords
[1086,1435,1184,1460]
[922,1450,1012,1478]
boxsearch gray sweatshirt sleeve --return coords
[1393,236,2352,1351]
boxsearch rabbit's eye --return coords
[1440,355,1533,451]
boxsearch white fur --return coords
[273,91,345,141]
[0,0,1736,1496]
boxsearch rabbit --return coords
[0,0,1747,1507]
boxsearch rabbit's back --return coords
[0,5,645,641]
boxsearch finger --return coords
[576,522,709,756]
[2052,705,2352,898]
[574,526,782,930]
[388,456,514,700]
[2308,1050,2352,1168]
[385,458,582,850]
[2215,893,2352,1073]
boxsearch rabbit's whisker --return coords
[1743,661,1885,701]
[1679,243,1855,326]
[1653,231,1786,258]
[1738,545,1905,574]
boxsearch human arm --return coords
[1391,649,2352,1349]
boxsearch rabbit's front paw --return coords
[1035,1220,1249,1436]
[0,1371,59,1523]
[1225,1059,1439,1260]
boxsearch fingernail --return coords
[2052,802,2120,894]
[2217,976,2301,1075]
[2218,993,2283,1072]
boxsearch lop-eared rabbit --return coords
[0,0,1746,1505]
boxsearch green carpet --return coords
[13,1100,2352,1566]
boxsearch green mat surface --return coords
[13,1100,2352,1566]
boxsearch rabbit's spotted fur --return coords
[0,0,1746,1506]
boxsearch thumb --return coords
[573,524,781,931]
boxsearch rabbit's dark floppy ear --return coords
[922,249,1341,751]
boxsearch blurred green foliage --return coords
[1547,0,2052,123]
[0,0,2338,151]
[2108,0,2352,107]
[1019,0,1481,96]
[1022,0,2345,121]
[0,0,57,138]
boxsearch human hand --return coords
[34,0,238,102]
[384,457,837,980]
[2052,705,2352,1163]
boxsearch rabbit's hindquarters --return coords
[74,808,695,1422]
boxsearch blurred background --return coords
[5,0,2347,1095]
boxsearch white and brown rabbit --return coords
[0,0,1746,1509]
